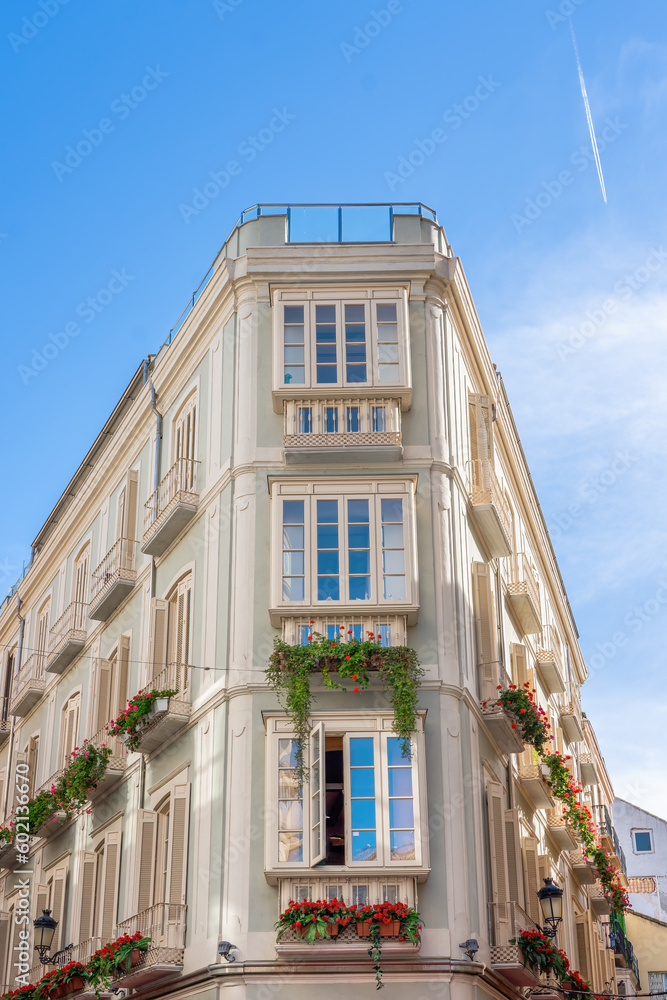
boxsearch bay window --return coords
[265,713,428,877]
[271,479,418,621]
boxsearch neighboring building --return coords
[0,203,633,999]
[625,911,667,995]
[614,798,667,923]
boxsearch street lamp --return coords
[537,878,564,939]
[33,910,72,966]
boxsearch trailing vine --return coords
[488,683,629,914]
[511,930,599,1000]
[266,629,423,779]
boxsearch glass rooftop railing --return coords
[235,202,437,243]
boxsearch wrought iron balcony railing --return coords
[595,803,627,873]
[47,600,88,673]
[89,538,137,621]
[10,651,46,716]
[142,458,199,557]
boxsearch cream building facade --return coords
[0,203,634,999]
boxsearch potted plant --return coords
[353,902,421,989]
[108,690,177,752]
[276,899,348,942]
[58,962,87,995]
[87,932,150,995]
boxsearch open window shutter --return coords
[94,660,113,733]
[78,852,96,943]
[12,752,28,810]
[117,487,126,544]
[576,917,591,982]
[168,785,190,918]
[116,637,130,716]
[0,912,10,987]
[50,866,67,951]
[522,837,541,925]
[27,736,39,798]
[309,722,326,866]
[468,392,494,465]
[473,562,499,700]
[101,832,120,943]
[148,598,169,684]
[34,883,49,920]
[504,809,524,907]
[486,782,509,944]
[124,470,139,542]
[8,909,22,984]
[0,771,5,823]
[136,810,158,914]
[511,644,528,689]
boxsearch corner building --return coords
[0,204,632,999]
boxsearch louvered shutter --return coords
[12,751,27,811]
[117,487,126,545]
[310,722,326,866]
[78,852,97,943]
[34,883,49,920]
[167,784,190,919]
[0,912,10,987]
[576,917,591,983]
[468,392,494,465]
[125,470,139,542]
[101,832,120,943]
[116,637,130,716]
[136,810,158,914]
[94,660,113,734]
[504,809,524,907]
[522,837,541,925]
[8,909,22,984]
[61,696,80,767]
[0,771,5,824]
[27,737,39,798]
[486,782,509,944]
[148,598,169,684]
[50,867,67,951]
[473,562,499,700]
[511,644,528,689]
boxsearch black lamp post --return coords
[537,878,564,939]
[33,910,72,966]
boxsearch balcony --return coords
[142,458,199,557]
[281,614,408,646]
[66,938,110,1000]
[127,663,191,754]
[89,538,137,622]
[610,915,640,983]
[481,703,525,755]
[0,700,11,745]
[490,901,545,988]
[87,728,126,798]
[283,398,402,465]
[579,751,599,787]
[559,686,584,744]
[568,848,597,885]
[47,601,88,674]
[589,884,611,916]
[595,804,627,873]
[467,459,513,558]
[535,624,565,695]
[506,553,541,636]
[114,902,185,988]
[517,750,555,809]
[10,652,46,717]
[546,803,578,851]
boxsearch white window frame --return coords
[269,478,419,625]
[271,287,411,398]
[632,828,654,854]
[264,711,429,880]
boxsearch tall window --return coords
[278,297,406,388]
[91,639,129,738]
[134,783,190,930]
[173,393,197,492]
[60,693,80,768]
[35,601,50,673]
[78,830,121,947]
[147,577,193,693]
[72,545,90,623]
[276,485,414,610]
[267,715,425,872]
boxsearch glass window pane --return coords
[316,367,337,384]
[284,326,304,344]
[316,305,336,323]
[284,345,305,363]
[383,550,404,574]
[350,737,374,766]
[387,738,410,765]
[348,500,369,522]
[372,407,386,432]
[278,832,303,862]
[349,550,370,574]
[377,323,398,342]
[345,325,366,342]
[284,366,305,384]
[352,831,377,862]
[350,577,371,600]
[389,799,414,829]
[378,343,399,363]
[345,342,366,360]
[279,739,299,768]
[284,305,304,323]
[382,523,403,547]
[388,767,412,796]
[345,304,365,322]
[378,364,399,382]
[317,551,339,575]
[381,499,403,521]
[376,304,397,322]
[390,830,415,861]
[283,525,304,548]
[316,343,337,362]
[347,366,367,383]
[283,501,304,524]
[283,577,304,601]
[350,768,375,797]
[317,524,339,548]
[347,407,360,432]
[325,408,338,433]
[283,551,304,575]
[348,523,370,548]
[318,500,338,521]
[279,800,304,830]
[384,577,406,599]
[318,577,340,600]
[351,799,376,830]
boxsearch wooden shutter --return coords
[94,660,114,734]
[504,809,524,907]
[468,392,494,465]
[124,470,139,542]
[148,598,169,683]
[0,912,10,988]
[116,637,130,716]
[167,784,190,917]
[310,722,326,866]
[61,695,80,767]
[74,549,89,608]
[27,736,39,798]
[0,770,5,823]
[8,908,22,984]
[78,852,97,943]
[576,916,591,982]
[522,837,541,925]
[34,883,49,920]
[100,831,120,943]
[486,782,509,944]
[511,644,528,689]
[50,867,67,951]
[473,562,499,700]
[136,810,158,914]
[12,751,28,811]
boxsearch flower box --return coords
[356,920,401,938]
[297,922,340,939]
[482,705,525,754]
[490,944,544,987]
[150,698,169,718]
[65,977,86,994]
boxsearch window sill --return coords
[269,604,420,627]
[264,865,431,885]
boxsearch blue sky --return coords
[1,0,666,812]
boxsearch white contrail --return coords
[570,18,607,204]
